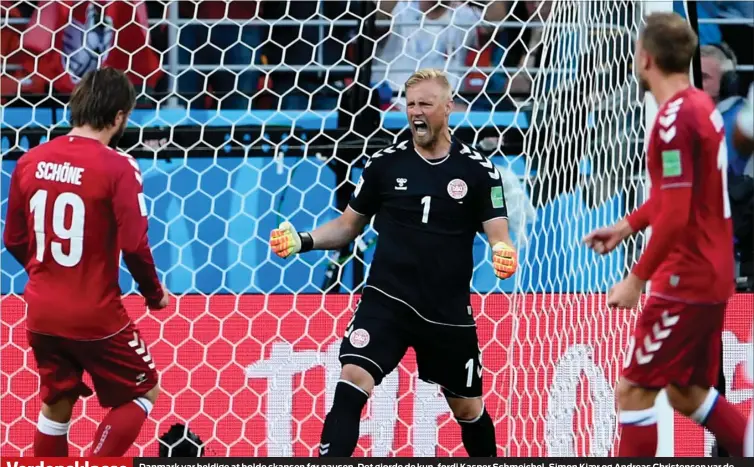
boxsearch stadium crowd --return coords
[1,1,752,282]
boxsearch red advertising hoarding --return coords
[1,294,751,457]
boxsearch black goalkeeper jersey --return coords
[348,137,509,325]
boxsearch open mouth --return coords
[413,120,428,136]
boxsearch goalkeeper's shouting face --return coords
[404,69,454,149]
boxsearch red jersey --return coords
[3,135,162,340]
[631,87,734,303]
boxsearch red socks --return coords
[617,407,658,456]
[34,413,69,456]
[90,397,153,456]
[692,388,747,457]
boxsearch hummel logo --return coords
[136,373,147,386]
[319,443,330,455]
[659,114,676,128]
[395,178,407,190]
[659,127,676,143]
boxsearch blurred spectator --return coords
[701,44,750,176]
[18,0,161,95]
[730,83,754,286]
[702,44,754,282]
[674,1,754,90]
[372,0,507,108]
[177,1,263,110]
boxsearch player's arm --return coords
[2,164,30,266]
[733,83,754,155]
[630,114,697,285]
[270,156,379,258]
[112,159,165,309]
[476,169,517,279]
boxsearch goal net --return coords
[1,0,752,458]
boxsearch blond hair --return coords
[404,69,452,99]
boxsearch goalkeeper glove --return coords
[492,242,517,279]
[269,221,314,258]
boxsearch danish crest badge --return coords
[447,178,468,200]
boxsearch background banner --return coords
[1,294,751,457]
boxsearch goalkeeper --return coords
[269,69,517,457]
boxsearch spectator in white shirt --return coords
[373,0,507,106]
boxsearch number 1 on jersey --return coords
[421,196,431,224]
[30,189,86,267]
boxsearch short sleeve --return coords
[348,157,382,217]
[474,166,508,223]
[653,102,700,189]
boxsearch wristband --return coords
[299,232,314,252]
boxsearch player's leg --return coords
[662,307,747,457]
[664,384,747,456]
[614,379,661,456]
[28,331,93,456]
[414,322,496,457]
[619,298,746,457]
[320,290,409,457]
[77,324,160,456]
[617,297,695,457]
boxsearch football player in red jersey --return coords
[583,13,747,457]
[3,67,169,456]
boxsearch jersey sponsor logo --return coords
[447,178,468,200]
[661,150,682,177]
[491,186,505,208]
[34,161,84,186]
[394,178,408,191]
[349,328,370,348]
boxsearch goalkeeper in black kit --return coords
[269,68,518,457]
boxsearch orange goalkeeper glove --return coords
[269,222,314,258]
[492,242,517,279]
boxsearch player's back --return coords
[648,87,734,303]
[12,135,131,338]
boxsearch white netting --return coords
[1,0,752,458]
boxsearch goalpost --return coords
[1,0,751,458]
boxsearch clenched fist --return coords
[269,222,302,258]
[492,242,517,279]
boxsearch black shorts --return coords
[339,286,483,398]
